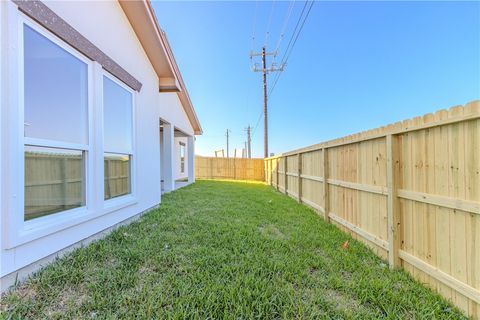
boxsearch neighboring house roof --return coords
[119,0,202,135]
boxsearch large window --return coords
[103,76,133,200]
[23,24,88,221]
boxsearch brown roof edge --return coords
[159,31,203,135]
[15,0,142,92]
[145,1,202,135]
[119,0,202,135]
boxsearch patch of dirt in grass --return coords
[393,281,404,291]
[315,248,334,265]
[44,284,87,318]
[341,270,352,281]
[106,257,118,267]
[138,263,161,276]
[13,283,38,301]
[0,283,37,312]
[258,224,286,240]
[324,288,369,314]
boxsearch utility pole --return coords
[262,47,268,159]
[226,129,231,158]
[245,125,252,158]
[250,47,284,158]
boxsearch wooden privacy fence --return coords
[195,156,265,181]
[265,101,480,318]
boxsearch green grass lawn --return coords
[1,180,466,319]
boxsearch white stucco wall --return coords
[0,0,196,286]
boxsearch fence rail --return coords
[265,100,480,318]
[195,156,265,181]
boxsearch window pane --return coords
[103,77,133,152]
[180,144,185,173]
[180,144,185,158]
[104,153,131,200]
[24,25,88,144]
[25,146,85,221]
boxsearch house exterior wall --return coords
[0,0,195,290]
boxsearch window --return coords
[103,76,133,200]
[180,142,185,174]
[23,24,88,221]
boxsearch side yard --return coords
[1,180,466,319]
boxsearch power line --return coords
[264,0,276,47]
[274,0,296,54]
[251,110,263,138]
[267,0,309,97]
[277,0,309,65]
[249,0,314,156]
[282,1,315,69]
[250,1,259,53]
[269,1,310,96]
[269,0,315,98]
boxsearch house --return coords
[0,0,202,291]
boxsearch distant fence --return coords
[265,101,480,318]
[195,156,265,181]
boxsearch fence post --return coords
[297,153,302,203]
[322,147,330,221]
[270,159,273,185]
[266,159,269,184]
[269,159,272,184]
[233,157,236,180]
[284,156,288,195]
[275,158,279,191]
[276,158,279,191]
[210,157,213,179]
[386,134,401,269]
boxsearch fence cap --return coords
[265,100,479,159]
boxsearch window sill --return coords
[7,196,138,249]
[104,194,137,213]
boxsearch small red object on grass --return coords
[341,240,349,250]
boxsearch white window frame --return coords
[3,9,137,248]
[102,72,137,209]
[13,13,95,245]
[0,1,4,255]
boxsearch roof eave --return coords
[118,0,202,135]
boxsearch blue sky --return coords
[152,1,480,158]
